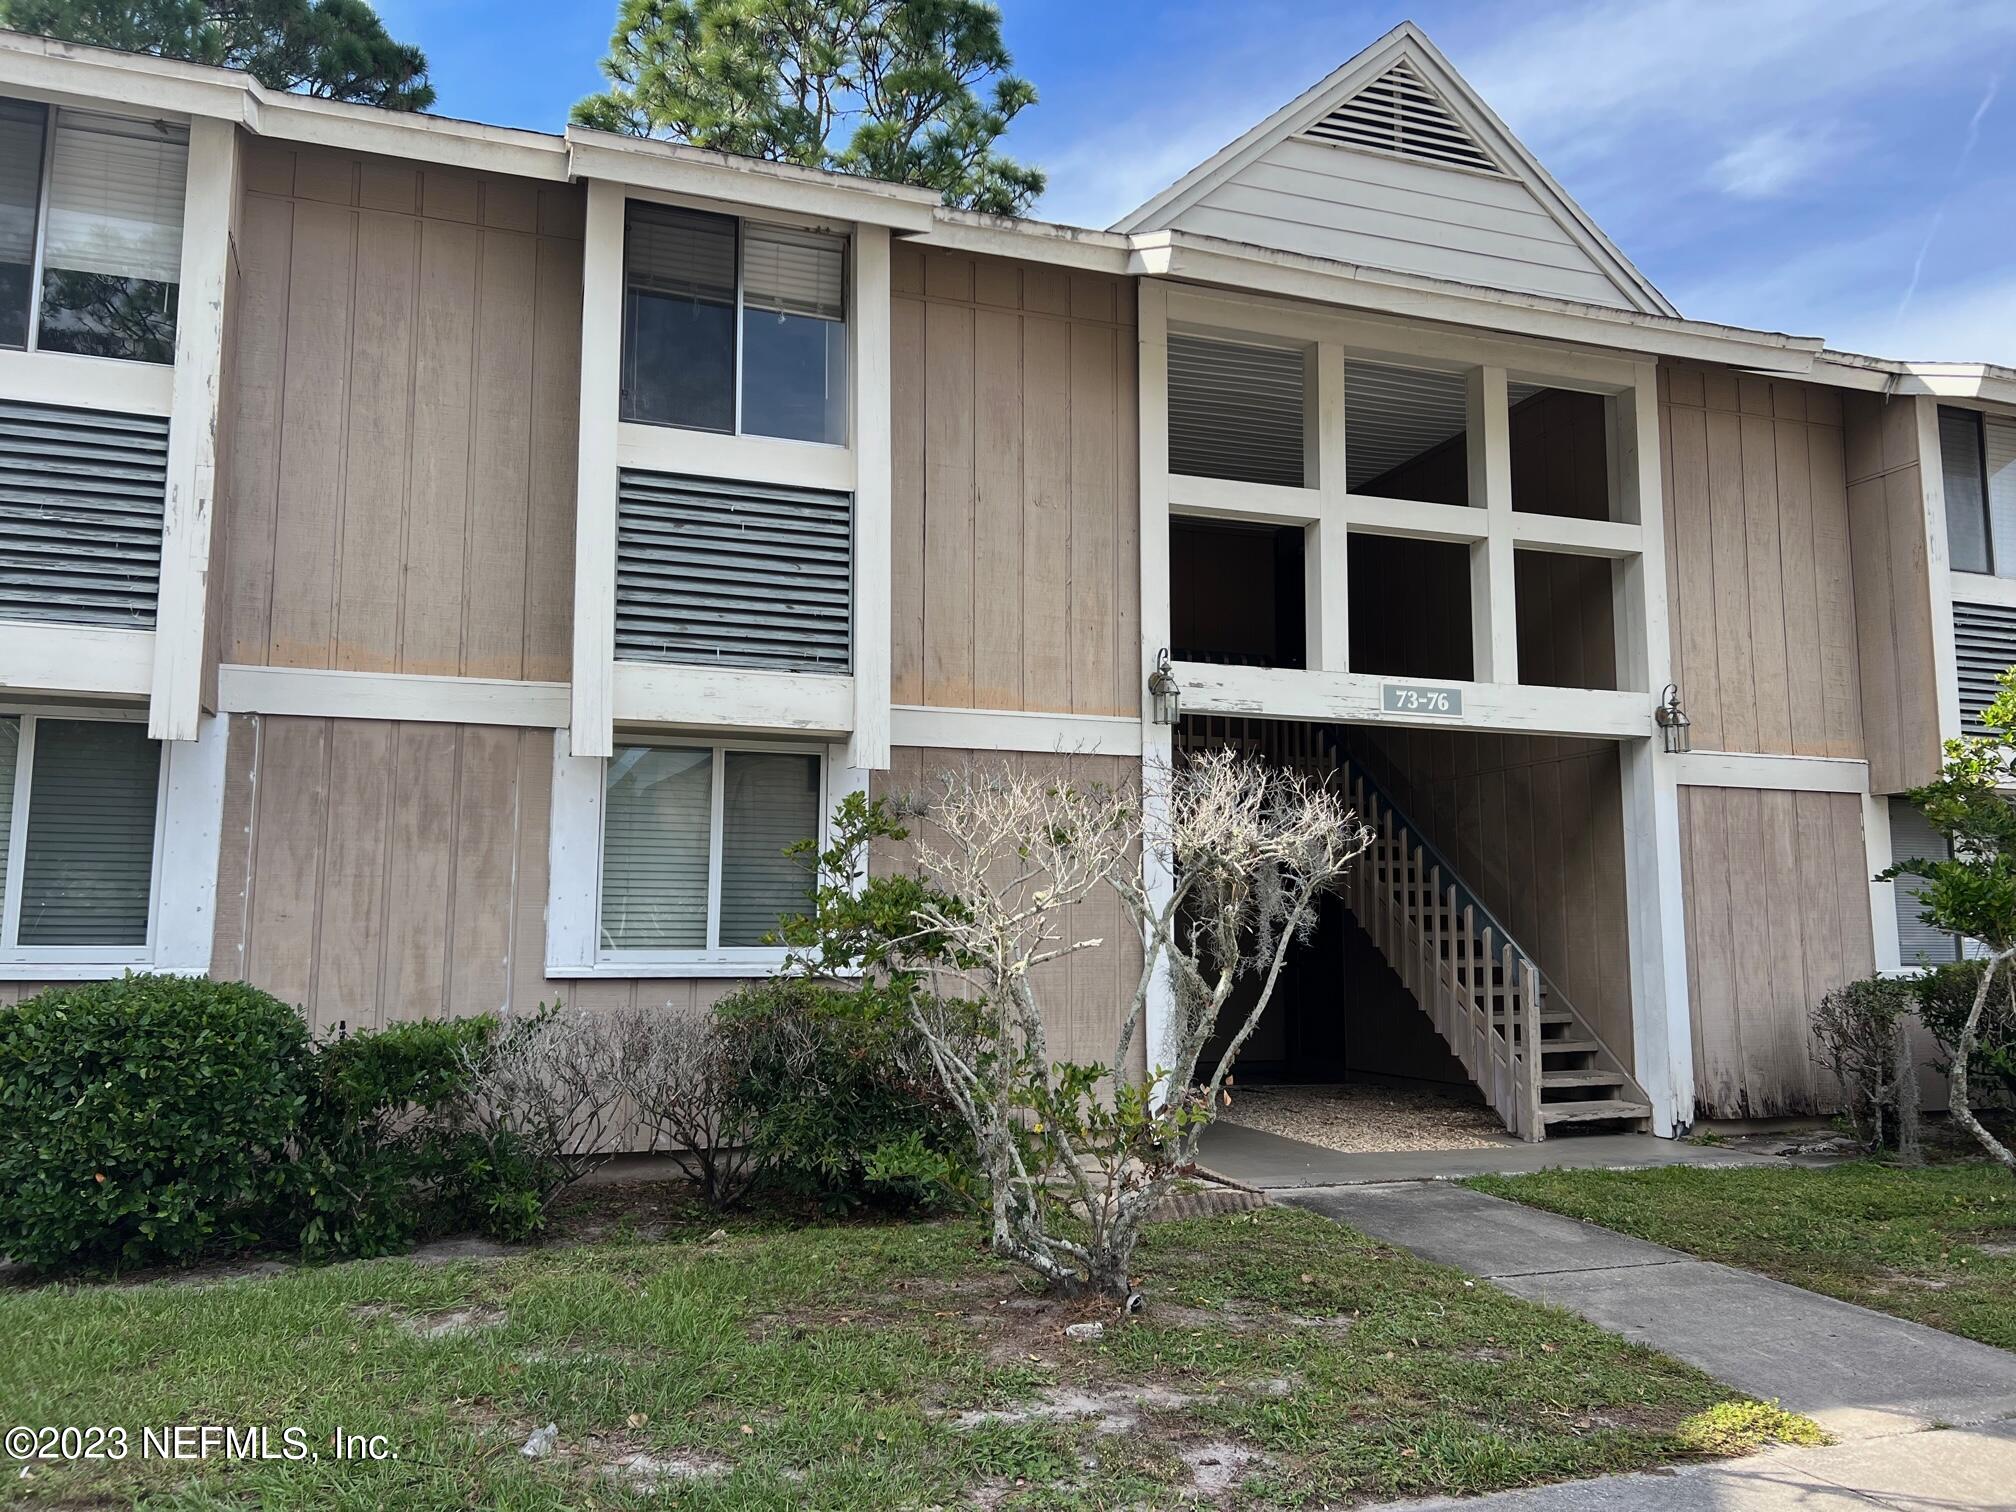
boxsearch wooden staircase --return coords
[1182,717,1650,1141]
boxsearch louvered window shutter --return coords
[16,718,158,947]
[0,717,15,902]
[742,224,845,321]
[1888,798,1960,967]
[600,746,712,951]
[0,100,44,270]
[718,751,819,946]
[1300,59,1502,174]
[1952,601,2016,733]
[1167,334,1307,488]
[41,111,187,286]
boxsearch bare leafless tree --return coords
[897,750,1370,1301]
[609,1005,765,1208]
[459,1006,627,1212]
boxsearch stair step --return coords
[1539,1039,1601,1055]
[1491,1009,1573,1024]
[1539,1099,1653,1125]
[1541,1070,1627,1089]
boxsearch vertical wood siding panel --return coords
[268,201,355,667]
[1773,418,1826,755]
[526,238,582,680]
[447,726,519,1015]
[333,211,418,672]
[922,299,977,705]
[1725,788,1773,1112]
[314,719,395,1032]
[382,723,458,1018]
[1793,788,1849,1109]
[1113,297,1141,716]
[509,728,558,1013]
[1070,323,1118,714]
[222,194,294,663]
[1740,411,1792,754]
[209,713,260,978]
[1022,315,1073,710]
[972,307,1025,708]
[1885,462,1942,787]
[890,294,927,703]
[1807,420,1862,758]
[1705,407,1758,750]
[244,716,330,1010]
[1666,402,1720,748]
[1754,789,1812,1110]
[464,231,539,677]
[1847,475,1902,789]
[401,219,479,675]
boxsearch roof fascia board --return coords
[1808,353,2016,405]
[0,29,247,119]
[567,127,937,232]
[915,209,1133,272]
[1130,232,1820,371]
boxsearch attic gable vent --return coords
[1300,58,1503,175]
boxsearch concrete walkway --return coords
[1290,1182,2016,1439]
[1198,1121,1780,1188]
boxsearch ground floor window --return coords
[0,712,162,960]
[598,742,822,961]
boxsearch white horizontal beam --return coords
[891,705,1144,757]
[1168,472,1320,524]
[1948,571,2016,610]
[612,662,855,735]
[217,665,569,727]
[1343,495,1487,543]
[0,348,173,416]
[1510,512,1644,558]
[616,423,855,493]
[0,624,152,698]
[1668,750,1871,795]
[1176,661,1650,739]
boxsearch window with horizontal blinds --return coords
[16,718,159,948]
[1987,415,2016,576]
[0,100,44,352]
[600,745,712,951]
[741,223,847,444]
[1889,798,1963,966]
[718,751,819,946]
[1167,333,1308,488]
[1943,407,1991,575]
[0,718,15,905]
[743,225,845,320]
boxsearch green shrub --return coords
[0,976,312,1272]
[717,979,971,1213]
[1913,960,2016,1101]
[294,1016,499,1261]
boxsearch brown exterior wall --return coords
[208,713,744,1035]
[873,745,1146,1079]
[1841,391,1943,793]
[1677,784,1876,1117]
[1347,728,1634,1063]
[216,141,584,681]
[890,245,1139,716]
[1661,367,1863,759]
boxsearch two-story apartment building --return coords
[1,22,2005,1140]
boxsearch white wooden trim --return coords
[612,661,855,735]
[1467,364,1517,683]
[1306,517,1350,672]
[0,347,174,415]
[149,115,237,742]
[153,709,229,970]
[915,210,1133,274]
[1948,571,2016,609]
[1510,512,1643,558]
[891,706,1144,756]
[1138,280,1178,1091]
[615,423,855,493]
[1167,471,1319,524]
[544,728,603,974]
[847,223,892,770]
[1175,666,1651,740]
[566,130,937,233]
[569,179,626,758]
[1344,495,1486,542]
[216,665,569,726]
[0,623,152,697]
[1915,396,1964,747]
[1669,752,1870,794]
[1863,793,1904,975]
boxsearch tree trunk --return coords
[1893,1016,1922,1167]
[1952,956,2016,1177]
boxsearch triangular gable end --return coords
[1114,23,1675,317]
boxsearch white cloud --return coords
[1709,127,1839,200]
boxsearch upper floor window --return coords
[0,98,188,366]
[1940,404,2016,577]
[621,201,847,446]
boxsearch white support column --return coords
[1306,342,1349,671]
[1913,395,1964,748]
[1864,793,1903,974]
[847,224,892,770]
[1465,364,1517,683]
[149,117,238,742]
[568,180,626,759]
[1615,361,1693,1134]
[1138,280,1177,1087]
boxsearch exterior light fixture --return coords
[1654,682,1691,754]
[1148,648,1182,726]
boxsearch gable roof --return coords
[1112,21,1676,317]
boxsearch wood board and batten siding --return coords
[217,141,583,682]
[872,746,1146,1080]
[1659,367,1864,761]
[890,245,1140,717]
[1677,785,1876,1118]
[210,714,746,1035]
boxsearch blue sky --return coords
[377,0,2016,364]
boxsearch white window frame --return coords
[548,728,866,978]
[0,95,189,365]
[0,705,166,968]
[618,196,852,451]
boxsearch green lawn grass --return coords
[1467,1160,2016,1352]
[0,1201,1817,1509]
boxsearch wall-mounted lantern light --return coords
[1148,648,1182,726]
[1654,682,1691,754]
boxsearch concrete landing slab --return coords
[1289,1183,2016,1439]
[1197,1121,1776,1189]
[1393,1418,2016,1510]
